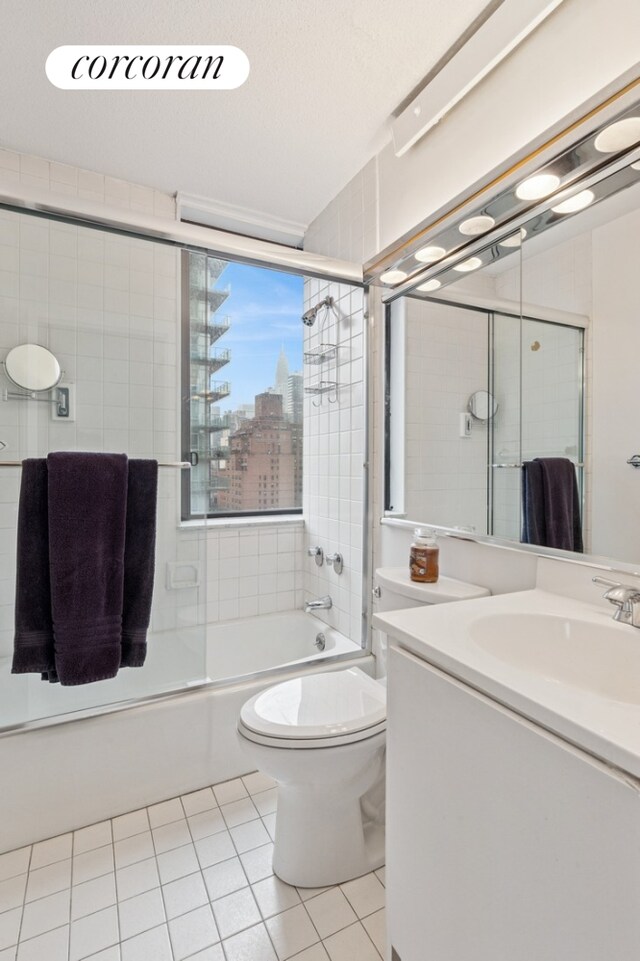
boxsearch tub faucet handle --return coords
[307,546,324,567]
[325,552,343,575]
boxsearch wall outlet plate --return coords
[52,382,75,421]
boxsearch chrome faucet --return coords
[593,577,640,627]
[304,595,332,612]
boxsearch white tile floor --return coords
[0,773,386,961]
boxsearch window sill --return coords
[180,514,305,532]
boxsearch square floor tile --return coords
[84,947,121,961]
[265,904,319,960]
[16,925,69,961]
[229,820,270,854]
[296,887,331,903]
[25,858,71,902]
[161,871,208,921]
[0,874,26,913]
[220,798,259,830]
[71,873,117,921]
[118,888,165,942]
[262,813,277,841]
[69,904,119,961]
[252,876,300,920]
[114,833,154,871]
[0,908,22,951]
[73,847,114,886]
[340,874,385,919]
[212,779,248,806]
[322,921,380,961]
[361,908,385,956]
[222,922,278,961]
[194,832,236,870]
[151,820,191,855]
[30,834,72,870]
[211,887,261,940]
[20,888,70,941]
[111,810,149,843]
[147,799,184,830]
[203,858,247,902]
[168,904,219,960]
[252,789,278,817]
[288,946,330,961]
[242,772,277,796]
[120,924,173,961]
[156,844,199,885]
[73,822,113,857]
[304,889,357,939]
[239,844,274,884]
[0,947,16,961]
[187,809,226,842]
[115,858,159,901]
[0,849,30,884]
[181,789,217,818]
[181,944,224,961]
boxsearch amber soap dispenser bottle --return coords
[410,527,439,583]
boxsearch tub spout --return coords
[304,595,332,612]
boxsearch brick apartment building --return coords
[217,392,302,512]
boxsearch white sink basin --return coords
[469,612,640,704]
[373,586,640,778]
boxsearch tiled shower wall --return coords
[302,279,365,641]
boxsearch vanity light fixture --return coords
[551,189,595,214]
[417,278,442,292]
[379,269,408,284]
[458,215,496,236]
[515,172,561,200]
[593,116,640,153]
[414,245,446,263]
[453,256,483,272]
[499,229,527,247]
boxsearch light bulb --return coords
[551,189,595,214]
[594,117,640,153]
[417,279,442,292]
[499,229,527,248]
[380,269,407,284]
[459,215,495,236]
[414,245,446,263]
[453,257,482,273]
[516,173,561,200]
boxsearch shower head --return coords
[302,296,334,327]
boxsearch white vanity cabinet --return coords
[387,643,640,961]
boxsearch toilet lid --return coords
[239,668,386,742]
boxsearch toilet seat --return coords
[238,667,386,749]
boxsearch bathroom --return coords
[2,2,640,959]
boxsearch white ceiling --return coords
[2,0,490,229]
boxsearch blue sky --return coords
[212,262,303,410]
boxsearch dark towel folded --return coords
[522,457,583,553]
[12,453,158,686]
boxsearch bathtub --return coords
[0,610,371,852]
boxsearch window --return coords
[181,252,304,519]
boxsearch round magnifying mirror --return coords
[468,389,498,421]
[3,344,62,392]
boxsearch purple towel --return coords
[12,453,158,685]
[522,457,583,552]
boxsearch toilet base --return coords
[272,781,385,888]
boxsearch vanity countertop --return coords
[374,588,640,778]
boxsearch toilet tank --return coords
[374,567,491,612]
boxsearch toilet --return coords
[237,568,490,888]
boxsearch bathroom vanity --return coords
[375,561,640,961]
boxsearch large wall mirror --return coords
[385,118,640,565]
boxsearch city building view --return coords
[184,252,303,517]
